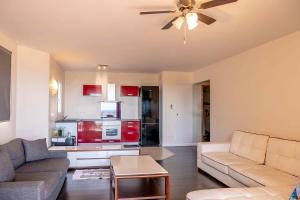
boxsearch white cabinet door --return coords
[67,150,140,168]
[68,151,109,168]
[120,97,140,119]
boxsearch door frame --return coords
[192,80,210,143]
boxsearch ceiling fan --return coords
[140,0,238,31]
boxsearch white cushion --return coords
[201,152,256,174]
[229,164,300,187]
[266,138,300,177]
[228,165,264,187]
[186,186,294,200]
[230,131,269,164]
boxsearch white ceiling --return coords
[0,0,300,72]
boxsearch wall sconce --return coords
[49,79,58,95]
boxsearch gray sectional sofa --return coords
[0,138,70,200]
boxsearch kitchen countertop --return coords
[56,118,140,123]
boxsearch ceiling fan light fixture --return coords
[97,64,108,71]
[186,12,199,30]
[172,16,185,30]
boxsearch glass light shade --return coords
[172,16,185,30]
[49,79,58,95]
[186,13,199,30]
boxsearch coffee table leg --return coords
[114,177,118,200]
[165,175,170,200]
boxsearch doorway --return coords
[192,80,210,143]
[202,82,210,142]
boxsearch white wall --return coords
[16,46,50,141]
[49,59,65,138]
[64,71,159,119]
[0,33,17,144]
[194,30,300,142]
[161,71,194,146]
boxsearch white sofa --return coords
[187,131,300,200]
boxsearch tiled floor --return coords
[57,146,226,200]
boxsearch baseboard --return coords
[162,143,197,147]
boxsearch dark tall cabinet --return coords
[140,86,160,146]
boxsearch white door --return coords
[174,83,193,145]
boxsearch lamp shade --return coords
[186,13,199,30]
[172,16,185,30]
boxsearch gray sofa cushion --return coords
[16,158,70,174]
[0,180,45,200]
[23,138,49,162]
[0,138,25,169]
[15,171,63,200]
[0,150,15,182]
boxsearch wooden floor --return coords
[57,146,226,200]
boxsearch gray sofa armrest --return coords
[47,150,67,159]
[0,181,45,200]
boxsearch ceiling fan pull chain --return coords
[184,21,187,44]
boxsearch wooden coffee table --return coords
[110,155,170,200]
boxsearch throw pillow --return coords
[0,150,15,182]
[23,138,49,162]
[290,185,300,200]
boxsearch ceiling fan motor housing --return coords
[177,0,195,7]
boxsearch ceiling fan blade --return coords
[197,13,216,25]
[162,17,179,30]
[140,10,176,15]
[200,0,238,9]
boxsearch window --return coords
[57,82,62,113]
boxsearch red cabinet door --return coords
[121,121,140,142]
[121,86,139,96]
[77,121,102,143]
[83,85,102,96]
[77,121,85,143]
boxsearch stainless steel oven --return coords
[102,121,121,140]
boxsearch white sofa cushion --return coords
[186,186,294,200]
[266,138,300,177]
[202,152,256,174]
[229,164,300,187]
[228,164,262,187]
[230,131,269,164]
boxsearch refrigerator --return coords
[140,86,160,146]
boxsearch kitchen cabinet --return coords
[77,121,102,143]
[49,147,140,168]
[121,121,140,142]
[120,97,139,120]
[121,86,139,96]
[83,85,102,96]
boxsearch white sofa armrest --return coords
[198,142,231,154]
[197,142,231,170]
